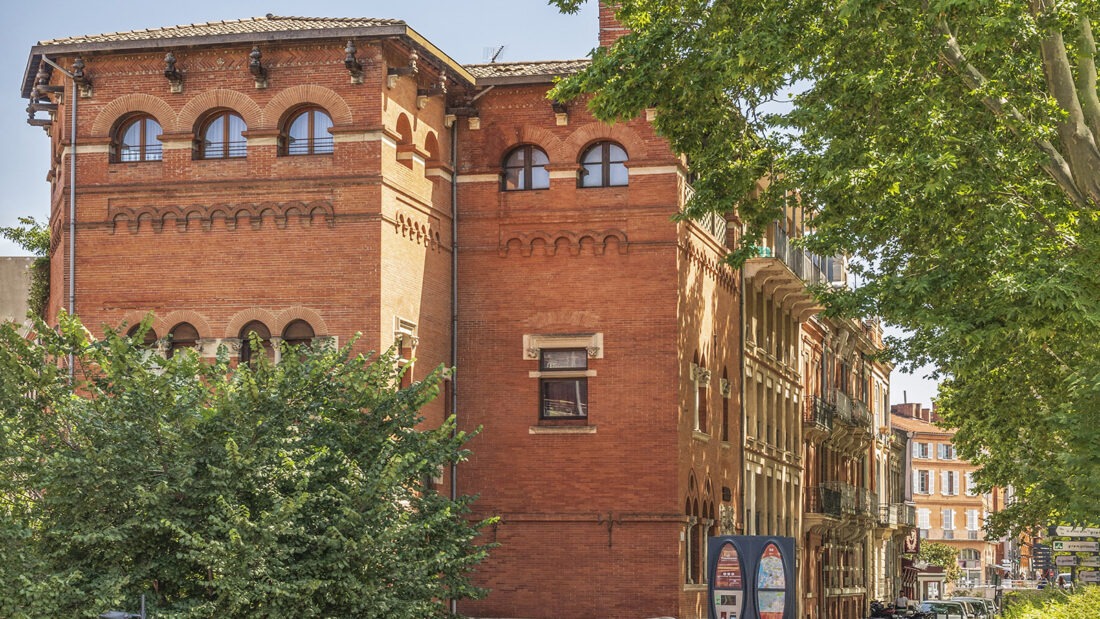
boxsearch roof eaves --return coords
[23,23,476,98]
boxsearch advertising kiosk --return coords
[707,536,796,619]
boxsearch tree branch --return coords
[933,14,1094,211]
[1075,15,1100,140]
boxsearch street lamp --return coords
[99,594,145,619]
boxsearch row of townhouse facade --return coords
[21,7,914,619]
[892,403,1007,599]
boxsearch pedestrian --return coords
[894,589,909,611]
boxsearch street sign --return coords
[1080,570,1100,584]
[1082,556,1100,568]
[1055,555,1078,566]
[1051,540,1099,552]
[1052,526,1100,538]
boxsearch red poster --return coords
[715,544,743,589]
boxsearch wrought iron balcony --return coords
[896,503,916,527]
[806,485,844,518]
[804,396,835,441]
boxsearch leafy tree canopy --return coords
[918,541,962,584]
[550,0,1100,535]
[0,314,491,618]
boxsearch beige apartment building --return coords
[892,403,998,596]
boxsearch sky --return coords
[0,0,938,405]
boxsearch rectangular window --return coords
[937,443,956,460]
[913,442,931,459]
[941,471,957,496]
[915,470,932,495]
[540,349,588,418]
[965,472,977,496]
[917,508,931,529]
[967,509,980,531]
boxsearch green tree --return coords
[550,0,1100,535]
[918,541,962,584]
[0,314,491,618]
[0,216,50,318]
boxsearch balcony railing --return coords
[856,488,878,517]
[878,504,898,527]
[804,396,835,431]
[755,223,847,288]
[897,503,916,527]
[807,485,843,518]
[831,389,873,430]
[821,481,859,517]
[695,211,728,244]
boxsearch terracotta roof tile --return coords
[37,15,405,46]
[465,59,591,81]
[890,413,953,434]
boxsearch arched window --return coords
[239,321,273,365]
[126,324,158,348]
[116,115,163,162]
[168,323,198,358]
[284,107,334,155]
[579,141,628,187]
[502,145,550,191]
[282,320,314,348]
[199,110,247,159]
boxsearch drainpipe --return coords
[40,56,76,378]
[448,113,459,618]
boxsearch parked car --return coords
[948,598,987,619]
[917,600,972,619]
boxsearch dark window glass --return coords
[282,320,314,347]
[539,348,587,418]
[580,141,628,187]
[168,322,198,358]
[285,108,334,155]
[117,115,163,162]
[127,325,158,348]
[503,145,550,191]
[201,111,247,159]
[239,321,273,365]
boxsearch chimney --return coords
[599,2,629,47]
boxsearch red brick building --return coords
[21,10,752,618]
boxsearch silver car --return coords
[917,600,972,619]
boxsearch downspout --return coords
[738,266,747,533]
[448,114,459,618]
[40,56,76,378]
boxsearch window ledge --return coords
[529,425,597,435]
[683,584,708,592]
[692,430,711,442]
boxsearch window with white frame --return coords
[966,509,980,539]
[524,333,602,422]
[941,470,958,496]
[965,471,977,496]
[917,508,931,537]
[913,442,931,459]
[942,508,955,539]
[937,443,957,460]
[914,469,932,495]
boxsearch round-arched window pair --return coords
[115,115,163,162]
[239,319,316,365]
[501,141,628,191]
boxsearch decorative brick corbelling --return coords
[262,85,353,129]
[273,306,330,337]
[499,229,628,257]
[564,122,650,161]
[680,242,736,292]
[224,308,280,339]
[91,93,179,135]
[176,89,263,132]
[109,200,335,233]
[395,211,443,252]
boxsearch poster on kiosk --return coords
[708,536,796,619]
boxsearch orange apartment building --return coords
[21,7,903,619]
[892,403,1001,598]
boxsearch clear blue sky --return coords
[0,0,938,405]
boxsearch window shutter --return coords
[913,470,920,493]
[912,441,919,457]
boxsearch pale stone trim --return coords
[248,136,280,147]
[529,425,597,435]
[161,141,192,151]
[334,130,384,144]
[456,173,501,184]
[629,165,679,176]
[523,332,603,360]
[68,144,111,155]
[549,170,577,179]
[528,369,597,379]
[426,169,453,182]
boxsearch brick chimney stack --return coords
[599,2,629,47]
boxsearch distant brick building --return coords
[22,9,901,619]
